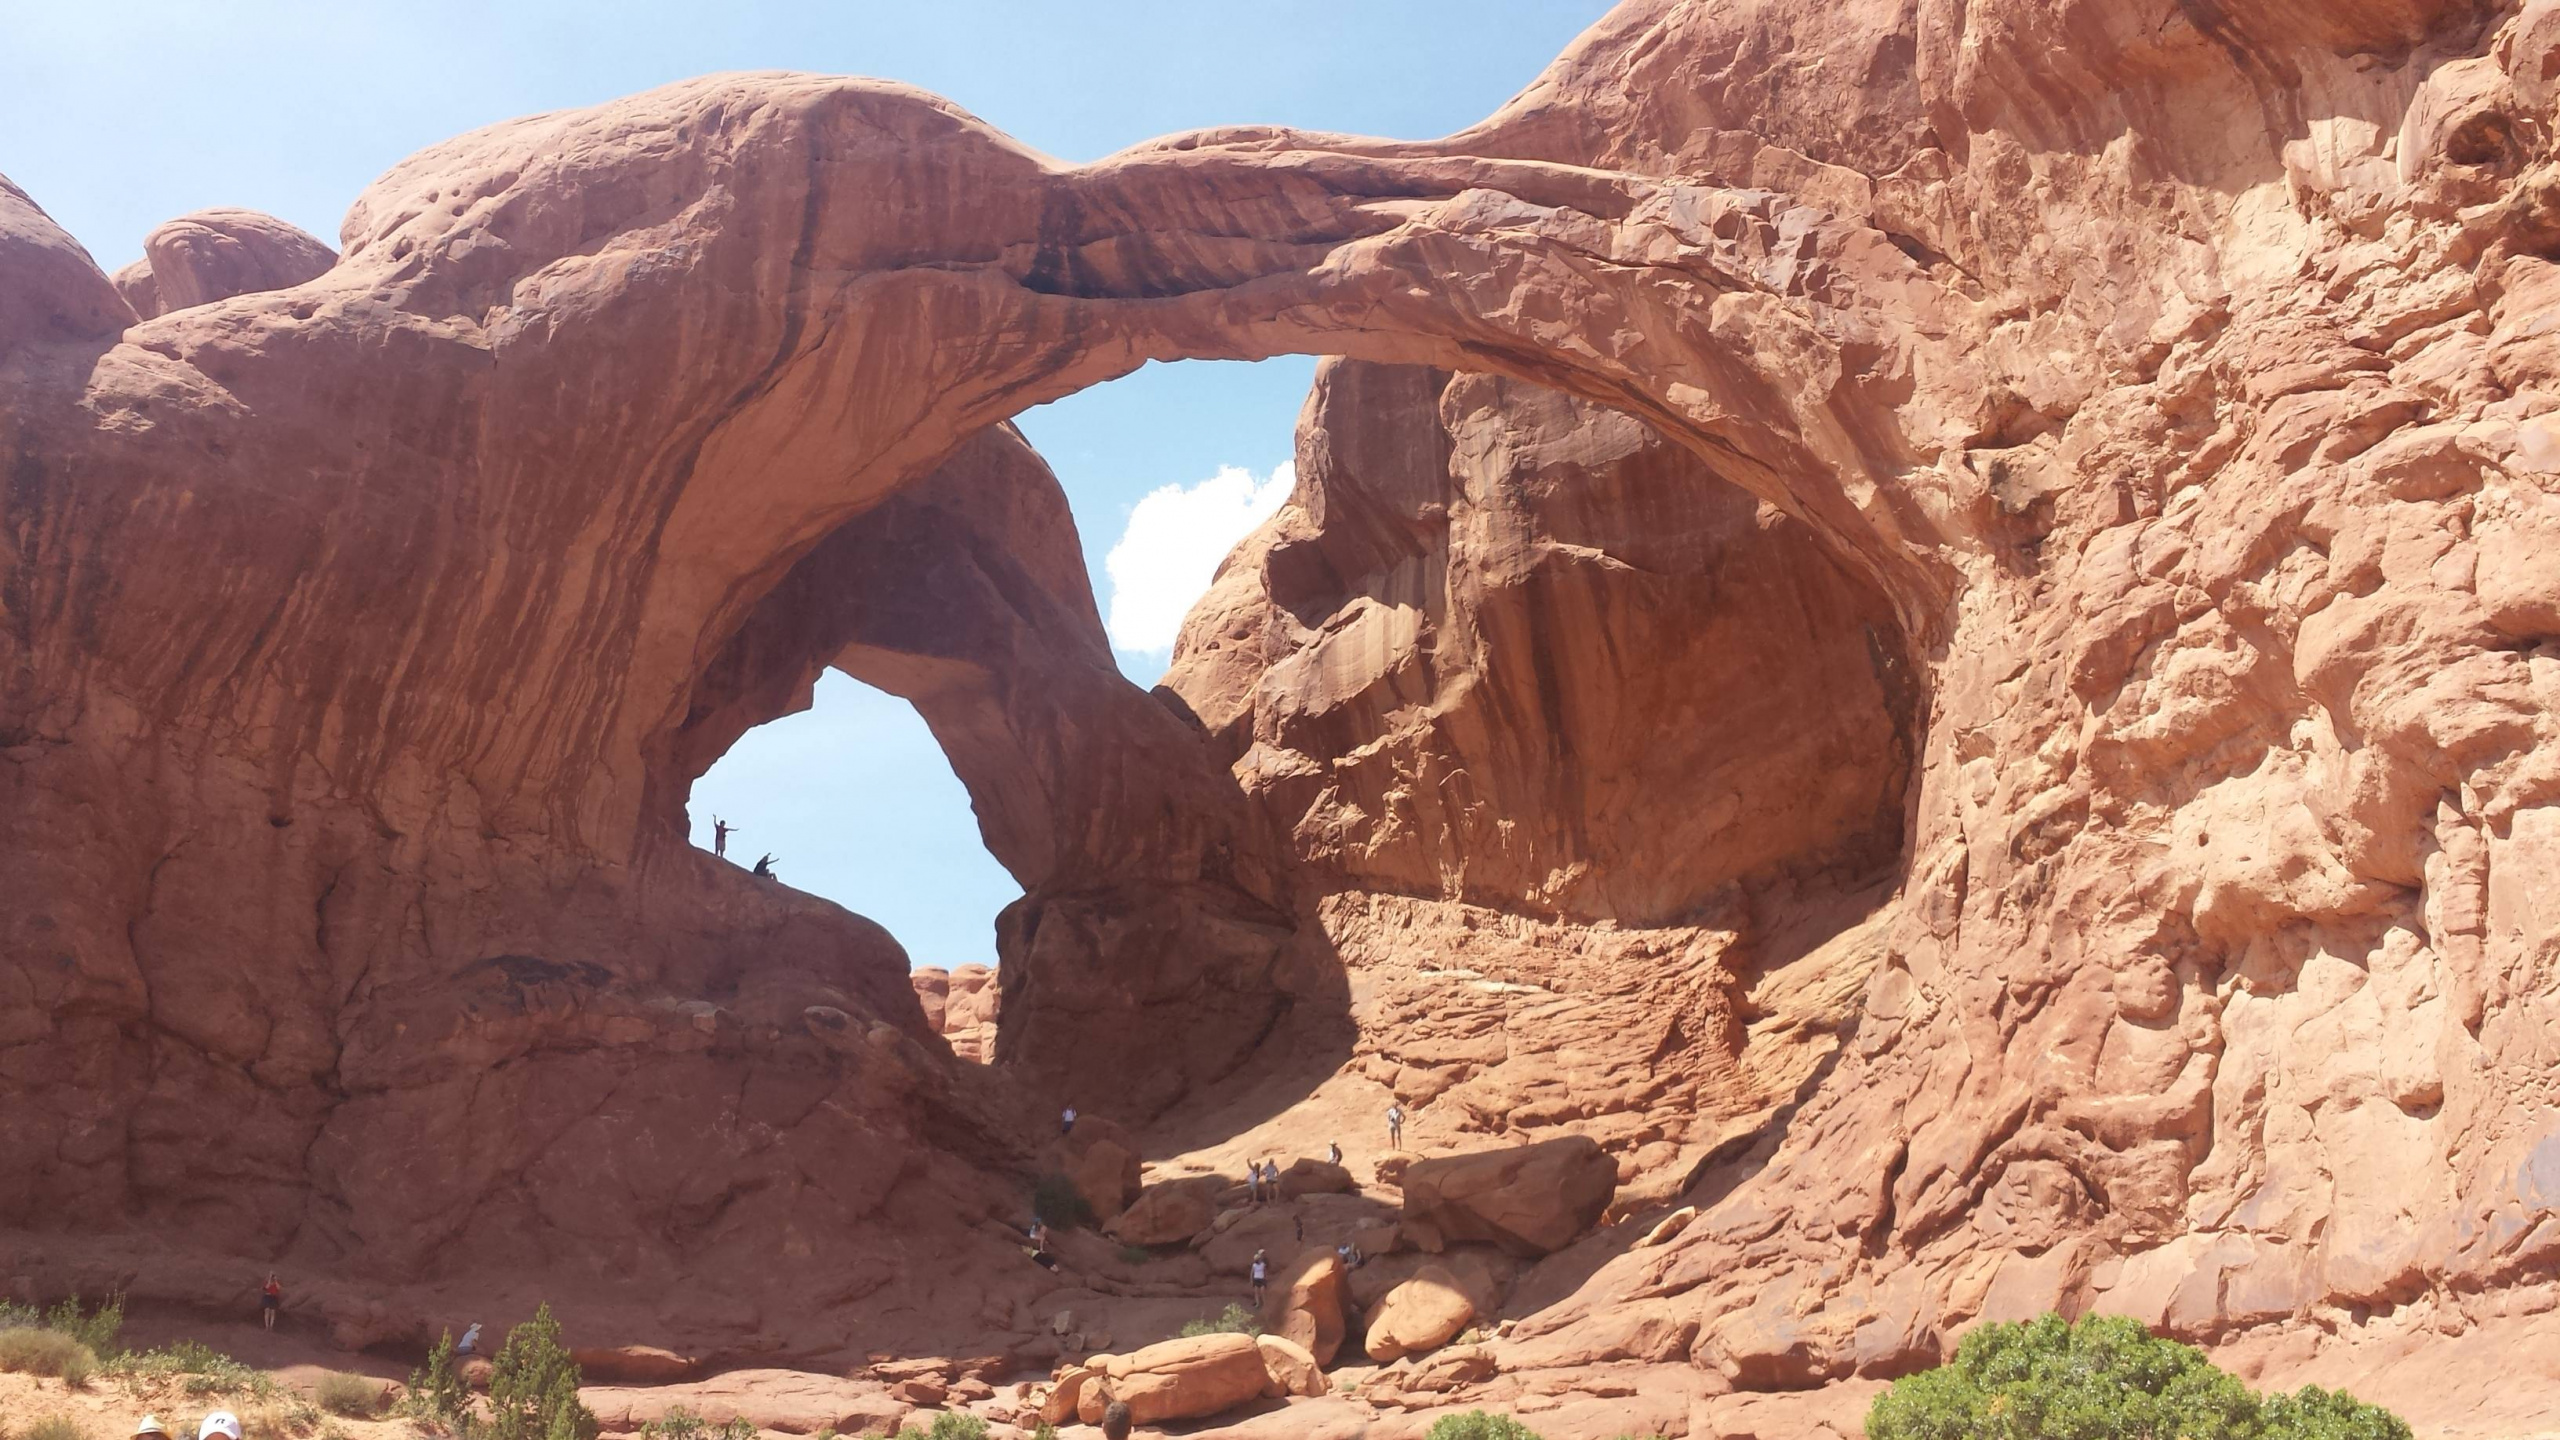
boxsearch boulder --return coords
[1254,1332,1326,1397]
[1051,1116,1144,1223]
[1039,1365,1096,1425]
[137,207,336,313]
[1398,1136,1617,1257]
[1278,1158,1357,1198]
[1105,1174,1229,1246]
[1260,1250,1351,1366]
[1077,1334,1271,1425]
[1364,1265,1477,1362]
[570,1345,699,1384]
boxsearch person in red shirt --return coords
[259,1273,281,1330]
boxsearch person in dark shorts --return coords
[1250,1248,1269,1307]
[1060,1105,1078,1137]
[751,853,777,879]
[259,1273,281,1330]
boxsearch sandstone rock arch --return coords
[11,0,2560,1422]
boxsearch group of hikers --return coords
[1040,1098,1405,1312]
[710,814,778,879]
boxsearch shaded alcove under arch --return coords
[645,340,1926,1133]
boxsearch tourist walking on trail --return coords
[259,1272,281,1330]
[712,816,737,858]
[1386,1102,1405,1150]
[1250,1248,1270,1308]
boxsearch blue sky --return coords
[3,0,1611,968]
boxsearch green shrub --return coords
[484,1305,598,1440]
[315,1370,381,1417]
[1030,1173,1093,1230]
[110,1339,278,1400]
[1116,1244,1154,1264]
[1425,1415,1547,1440]
[894,1416,991,1440]
[402,1328,473,1431]
[1866,1314,2410,1440]
[24,1417,79,1440]
[2261,1385,2417,1440]
[0,1327,97,1379]
[45,1290,124,1356]
[639,1407,755,1440]
[1176,1302,1263,1338]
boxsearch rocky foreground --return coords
[12,0,2560,1434]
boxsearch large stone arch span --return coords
[310,70,1958,857]
[0,61,1946,1310]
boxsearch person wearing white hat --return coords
[132,1417,169,1439]
[198,1411,243,1440]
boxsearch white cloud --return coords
[1104,462,1293,654]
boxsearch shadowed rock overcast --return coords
[9,0,2560,1437]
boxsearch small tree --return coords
[405,1329,472,1433]
[485,1306,598,1440]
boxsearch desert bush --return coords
[483,1304,597,1440]
[112,1339,277,1401]
[1029,1173,1092,1230]
[638,1408,754,1440]
[1424,1415,1546,1440]
[1866,1313,2410,1440]
[315,1369,382,1417]
[2259,1384,2417,1440]
[402,1328,473,1432]
[893,1416,990,1440]
[46,1290,125,1356]
[1176,1302,1263,1338]
[24,1417,80,1440]
[0,1326,98,1379]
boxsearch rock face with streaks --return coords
[8,0,2560,1431]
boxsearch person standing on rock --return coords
[1327,1140,1342,1166]
[712,816,736,858]
[1031,1219,1056,1270]
[1386,1102,1405,1150]
[1060,1104,1077,1137]
[1250,1249,1270,1308]
[259,1272,281,1330]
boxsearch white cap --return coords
[134,1418,168,1438]
[199,1412,243,1440]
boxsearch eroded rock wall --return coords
[7,0,2560,1415]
